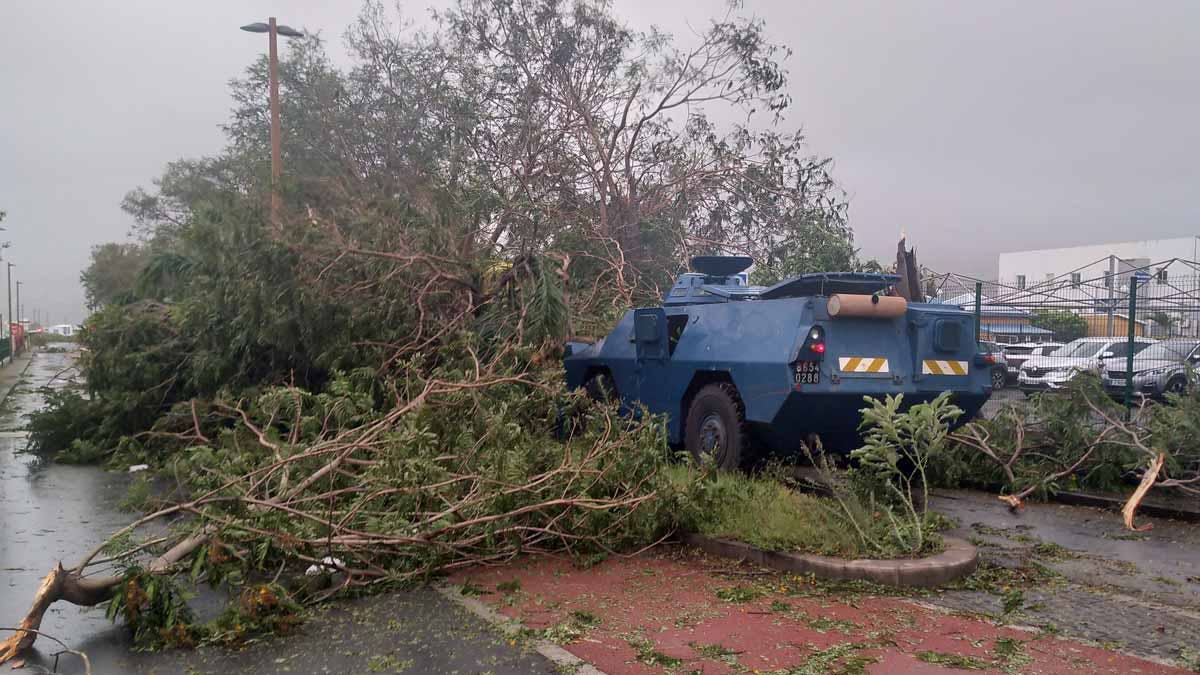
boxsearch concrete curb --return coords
[436,584,608,675]
[0,350,35,410]
[682,533,978,587]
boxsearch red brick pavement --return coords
[453,549,1188,674]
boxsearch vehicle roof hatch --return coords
[759,272,900,300]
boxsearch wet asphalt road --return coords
[0,351,556,675]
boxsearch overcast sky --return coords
[2,1,1198,324]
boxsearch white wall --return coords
[998,237,1200,284]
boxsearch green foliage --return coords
[1031,310,1088,342]
[790,393,960,558]
[206,584,304,647]
[80,242,150,310]
[669,466,878,558]
[105,570,199,650]
[945,374,1138,496]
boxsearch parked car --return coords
[978,341,1009,390]
[1003,342,1063,382]
[1101,338,1200,399]
[1019,336,1155,394]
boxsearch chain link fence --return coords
[925,258,1200,407]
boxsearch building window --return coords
[1071,272,1081,287]
[1016,275,1026,290]
[1157,268,1168,284]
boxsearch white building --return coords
[998,237,1200,289]
[998,237,1200,338]
[48,324,76,337]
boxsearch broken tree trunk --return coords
[0,532,208,665]
[894,236,925,303]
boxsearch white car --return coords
[1019,337,1155,394]
[1003,342,1063,381]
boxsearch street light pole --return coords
[241,18,303,228]
[268,16,282,225]
[14,279,21,355]
[6,263,13,360]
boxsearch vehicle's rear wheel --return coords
[1165,375,1188,397]
[685,383,746,471]
[584,372,617,402]
[991,368,1006,391]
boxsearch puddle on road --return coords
[0,352,137,661]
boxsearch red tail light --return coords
[811,342,826,354]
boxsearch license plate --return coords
[1110,379,1125,387]
[794,361,821,385]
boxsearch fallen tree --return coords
[2,341,676,662]
[948,374,1200,521]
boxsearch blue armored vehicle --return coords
[564,256,991,469]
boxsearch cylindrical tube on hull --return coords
[827,293,907,319]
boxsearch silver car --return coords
[1102,339,1200,398]
[1019,337,1155,394]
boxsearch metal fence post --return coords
[1125,277,1138,410]
[974,281,982,343]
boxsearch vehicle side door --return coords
[631,308,672,414]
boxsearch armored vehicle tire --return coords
[685,383,746,471]
[584,372,617,402]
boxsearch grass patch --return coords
[715,585,763,603]
[783,642,879,675]
[916,651,989,669]
[623,633,682,667]
[496,579,521,594]
[916,639,1031,674]
[1032,541,1079,561]
[808,616,862,634]
[541,611,601,644]
[668,466,943,559]
[948,561,1064,595]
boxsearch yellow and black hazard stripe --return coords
[838,357,890,374]
[922,359,969,375]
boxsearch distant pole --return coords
[6,263,12,360]
[973,281,983,343]
[268,17,282,226]
[15,279,21,355]
[1106,255,1116,337]
[1124,277,1138,413]
[242,17,302,228]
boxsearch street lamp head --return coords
[240,22,304,38]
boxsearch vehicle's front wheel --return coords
[584,372,617,402]
[991,368,1006,391]
[1164,375,1188,397]
[684,383,746,471]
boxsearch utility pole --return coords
[6,263,13,359]
[241,18,303,228]
[14,279,21,355]
[1105,255,1116,338]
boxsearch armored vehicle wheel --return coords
[685,383,745,471]
[584,372,617,402]
[991,368,1006,391]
